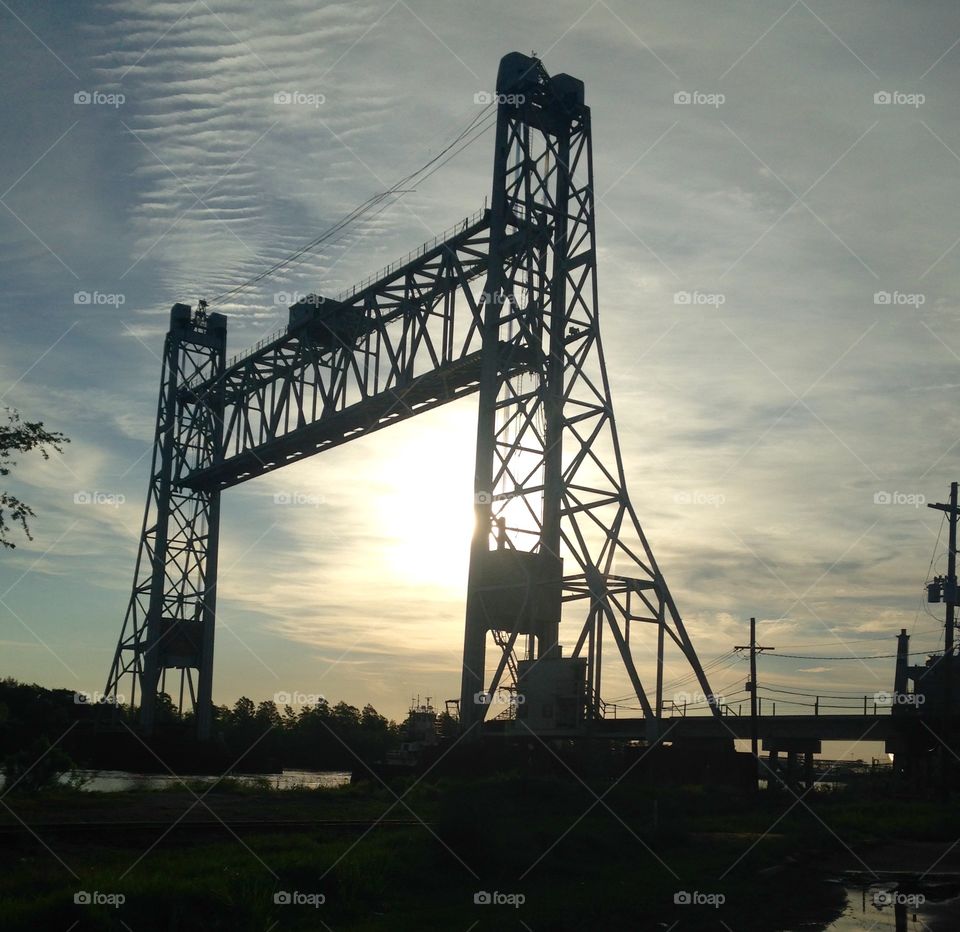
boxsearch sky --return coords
[1,0,959,752]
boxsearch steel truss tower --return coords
[105,306,226,737]
[105,53,716,740]
[459,54,715,734]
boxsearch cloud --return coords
[1,0,958,719]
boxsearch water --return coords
[822,882,960,931]
[758,780,846,792]
[52,769,351,792]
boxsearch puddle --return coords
[820,876,960,931]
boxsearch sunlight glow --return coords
[378,409,477,592]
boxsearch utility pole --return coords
[928,481,958,654]
[928,481,958,799]
[735,617,775,791]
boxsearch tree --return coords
[154,691,177,724]
[255,699,281,727]
[232,696,256,723]
[2,737,76,793]
[361,703,389,732]
[0,407,69,549]
[280,703,298,730]
[331,701,361,730]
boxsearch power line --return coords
[759,684,881,700]
[653,632,936,699]
[625,633,942,708]
[662,650,740,687]
[206,104,497,307]
[607,650,744,704]
[772,633,938,649]
[710,676,751,698]
[765,650,945,661]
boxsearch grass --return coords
[0,773,952,931]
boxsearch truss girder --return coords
[106,52,716,742]
[182,214,544,491]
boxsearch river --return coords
[52,769,352,792]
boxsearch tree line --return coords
[0,677,407,782]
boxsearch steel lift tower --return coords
[105,53,717,740]
[105,304,226,738]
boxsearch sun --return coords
[377,405,477,592]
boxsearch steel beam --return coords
[105,305,225,738]
[107,52,717,741]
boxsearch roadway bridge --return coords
[487,710,945,755]
[599,712,911,746]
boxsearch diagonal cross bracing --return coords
[105,52,718,743]
[181,210,543,491]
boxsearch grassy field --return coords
[1,773,957,930]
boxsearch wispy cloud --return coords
[0,0,957,719]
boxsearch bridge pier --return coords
[763,737,821,791]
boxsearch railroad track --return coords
[0,818,427,839]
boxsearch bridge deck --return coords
[183,342,536,490]
[487,713,935,744]
[639,713,905,742]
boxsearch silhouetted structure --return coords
[105,53,718,739]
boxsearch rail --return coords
[586,686,617,720]
[331,203,488,304]
[745,690,916,717]
[185,204,489,390]
[663,690,918,718]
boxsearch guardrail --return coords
[666,693,914,718]
[331,204,488,304]
[185,204,489,390]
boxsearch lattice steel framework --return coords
[105,306,226,736]
[106,52,716,740]
[458,54,715,734]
